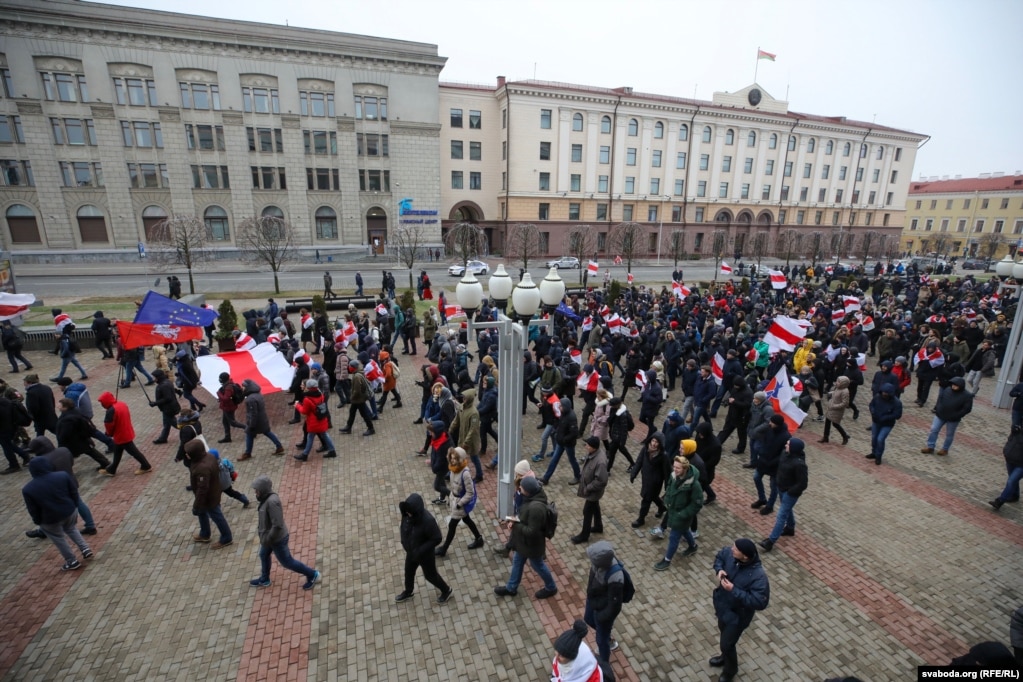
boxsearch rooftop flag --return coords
[758,49,776,61]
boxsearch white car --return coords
[546,256,581,269]
[448,260,489,276]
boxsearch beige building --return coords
[0,0,445,262]
[900,174,1023,259]
[440,79,928,260]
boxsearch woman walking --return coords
[434,447,484,556]
[820,375,851,445]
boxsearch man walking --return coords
[249,475,321,590]
[183,440,232,549]
[22,457,93,571]
[710,538,770,682]
[494,477,558,599]
[571,436,609,544]
[149,369,180,444]
[583,540,626,663]
[323,271,336,299]
[51,332,88,383]
[25,436,98,538]
[98,391,153,476]
[868,383,902,466]
[395,492,452,604]
[24,374,57,438]
[716,377,753,455]
[340,360,375,437]
[355,271,364,296]
[1,320,32,372]
[922,377,973,456]
[759,438,807,552]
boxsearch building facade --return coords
[900,175,1023,260]
[0,0,445,261]
[440,79,928,262]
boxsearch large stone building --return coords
[900,174,1023,260]
[440,79,928,261]
[0,0,445,262]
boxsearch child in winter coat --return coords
[212,449,249,508]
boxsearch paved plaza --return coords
[0,340,1020,682]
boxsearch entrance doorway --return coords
[367,207,387,254]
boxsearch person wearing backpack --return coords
[211,449,249,508]
[216,372,247,444]
[376,350,403,412]
[1,320,31,372]
[434,447,484,557]
[294,379,336,461]
[51,331,88,383]
[494,476,558,600]
[583,540,630,664]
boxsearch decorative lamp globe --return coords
[539,267,566,310]
[488,264,513,309]
[455,271,484,314]
[995,256,1015,277]
[1012,259,1023,281]
[511,273,542,323]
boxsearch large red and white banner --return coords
[195,342,295,396]
[764,316,807,353]
[0,292,35,321]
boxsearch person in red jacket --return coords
[97,391,153,476]
[215,372,246,443]
[294,380,336,461]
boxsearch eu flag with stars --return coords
[133,291,218,327]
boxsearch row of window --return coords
[530,201,890,227]
[914,197,1019,211]
[909,217,1023,234]
[449,109,482,129]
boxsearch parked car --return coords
[828,262,858,276]
[960,258,991,271]
[448,260,489,276]
[545,256,581,269]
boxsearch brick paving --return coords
[0,343,1020,682]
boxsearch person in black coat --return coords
[638,369,663,443]
[760,437,808,552]
[55,399,110,470]
[629,431,669,528]
[24,375,58,438]
[989,427,1023,510]
[751,415,790,514]
[695,421,722,504]
[90,311,114,359]
[711,538,771,682]
[716,377,753,454]
[605,398,635,472]
[149,369,181,443]
[395,493,451,604]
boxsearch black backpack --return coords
[230,383,245,405]
[543,497,559,539]
[607,561,636,603]
[314,399,329,419]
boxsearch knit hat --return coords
[520,476,542,496]
[583,436,601,450]
[753,391,767,402]
[734,538,758,560]
[554,620,588,660]
[788,438,805,456]
[680,439,697,456]
[514,460,532,477]
[56,377,73,387]
[769,414,785,426]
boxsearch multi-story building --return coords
[900,174,1023,259]
[440,78,928,261]
[0,0,445,262]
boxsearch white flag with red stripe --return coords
[857,313,875,331]
[53,311,73,332]
[672,280,691,298]
[375,303,388,316]
[364,359,384,382]
[588,260,599,275]
[627,272,634,284]
[0,292,35,321]
[823,344,841,362]
[720,261,733,275]
[599,305,611,317]
[857,353,868,372]
[234,331,256,351]
[195,342,295,397]
[581,316,593,332]
[764,316,807,353]
[577,371,599,392]
[843,296,861,314]
[445,305,466,320]
[914,347,945,369]
[635,370,648,389]
[607,313,623,334]
[831,308,846,323]
[569,347,583,364]
[764,366,807,432]
[768,270,787,290]
[342,321,358,343]
[711,352,726,385]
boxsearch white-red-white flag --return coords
[843,296,861,314]
[857,353,868,372]
[375,303,388,316]
[0,292,35,321]
[720,261,733,275]
[857,313,875,331]
[195,342,295,397]
[831,308,846,323]
[635,370,648,389]
[768,270,787,290]
[627,272,634,284]
[234,331,256,351]
[445,305,466,320]
[364,359,384,382]
[764,316,807,353]
[581,316,593,332]
[711,352,726,385]
[588,260,599,275]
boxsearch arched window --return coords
[678,124,688,141]
[628,119,638,136]
[600,116,611,134]
[204,205,230,241]
[876,146,884,160]
[6,203,41,243]
[747,130,756,147]
[315,206,337,240]
[725,129,734,145]
[860,143,868,158]
[76,204,108,243]
[572,113,584,132]
[261,205,284,219]
[769,133,778,149]
[843,142,851,157]
[653,121,664,139]
[141,205,167,241]
[702,126,712,143]
[807,138,816,153]
[788,135,797,151]
[825,140,834,155]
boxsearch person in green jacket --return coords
[654,455,703,571]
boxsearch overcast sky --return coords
[99,0,1022,179]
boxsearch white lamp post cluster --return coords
[454,266,566,518]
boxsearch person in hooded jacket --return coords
[24,374,58,438]
[414,365,441,426]
[340,360,375,437]
[717,377,753,455]
[21,457,93,571]
[173,349,205,412]
[638,369,663,443]
[821,376,851,445]
[630,431,669,528]
[55,397,110,470]
[479,376,500,468]
[711,538,771,682]
[759,438,808,552]
[583,540,626,664]
[922,377,973,456]
[989,427,1023,510]
[653,454,703,571]
[695,422,722,504]
[571,436,609,544]
[542,396,581,485]
[239,379,285,460]
[427,420,452,505]
[605,397,635,473]
[295,379,336,461]
[450,387,483,482]
[98,391,152,476]
[435,447,484,557]
[182,439,232,549]
[868,383,902,465]
[692,365,718,427]
[396,492,452,604]
[149,369,180,444]
[914,341,944,407]
[25,436,97,538]
[745,392,774,470]
[750,415,789,515]
[249,475,320,590]
[532,385,560,462]
[495,476,558,600]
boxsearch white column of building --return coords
[708,124,725,203]
[638,118,652,201]
[585,112,600,193]
[557,108,572,192]
[664,122,679,211]
[751,126,769,208]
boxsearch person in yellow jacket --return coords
[793,339,815,374]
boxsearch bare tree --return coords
[829,230,854,264]
[506,222,543,273]
[711,229,728,281]
[565,226,597,284]
[392,221,427,290]
[663,229,687,271]
[931,233,951,267]
[608,221,644,274]
[979,233,1003,260]
[148,214,211,295]
[750,231,770,270]
[806,231,825,268]
[237,215,295,294]
[444,221,488,268]
[775,229,803,268]
[857,232,876,266]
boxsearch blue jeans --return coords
[584,600,615,663]
[926,417,960,451]
[871,424,893,462]
[77,498,95,530]
[768,492,798,542]
[303,431,335,456]
[535,425,554,458]
[543,442,580,482]
[506,551,555,593]
[997,464,1023,503]
[258,534,315,581]
[692,403,712,427]
[747,440,761,468]
[197,505,232,543]
[244,430,283,454]
[665,527,696,561]
[57,354,87,379]
[680,396,695,423]
[753,470,777,507]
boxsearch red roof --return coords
[909,176,1023,194]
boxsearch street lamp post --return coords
[456,267,565,519]
[992,282,1022,409]
[656,195,668,265]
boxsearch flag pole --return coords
[754,46,759,84]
